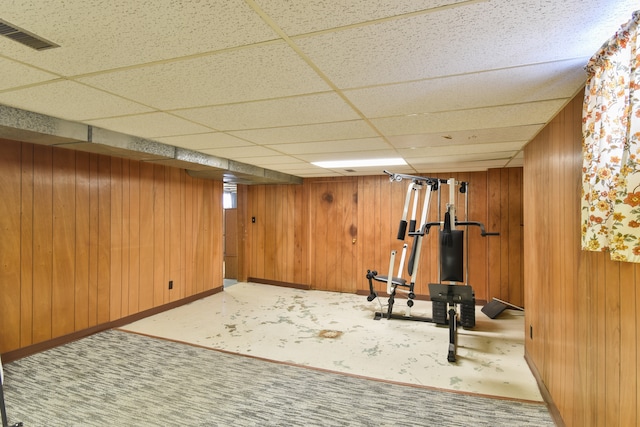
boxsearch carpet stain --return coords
[319,329,343,339]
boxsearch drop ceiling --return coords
[0,0,636,180]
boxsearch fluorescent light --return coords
[312,158,407,168]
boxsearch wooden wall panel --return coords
[52,148,76,338]
[0,140,223,355]
[87,153,99,328]
[20,144,34,347]
[74,152,91,332]
[0,140,22,351]
[208,179,223,290]
[242,171,520,304]
[138,162,155,311]
[119,160,130,316]
[486,168,523,306]
[110,158,123,321]
[244,184,306,285]
[152,164,166,307]
[96,155,111,325]
[32,145,53,343]
[524,93,639,427]
[128,160,141,313]
[183,174,194,295]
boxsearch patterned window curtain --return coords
[581,11,640,263]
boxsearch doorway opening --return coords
[223,183,238,288]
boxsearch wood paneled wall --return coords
[524,93,639,426]
[243,183,307,285]
[0,139,223,355]
[239,169,523,304]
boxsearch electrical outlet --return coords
[169,280,173,290]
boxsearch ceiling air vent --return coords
[0,19,59,51]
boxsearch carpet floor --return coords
[2,329,554,426]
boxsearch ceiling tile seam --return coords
[244,0,405,157]
[52,78,238,133]
[0,75,169,123]
[282,0,489,40]
[166,90,337,112]
[370,97,571,120]
[0,77,66,94]
[504,150,524,166]
[203,118,369,134]
[260,135,385,147]
[339,57,591,92]
[392,138,531,148]
[61,39,284,81]
[80,108,224,135]
[404,149,518,158]
[0,52,65,80]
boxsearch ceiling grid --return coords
[0,0,636,180]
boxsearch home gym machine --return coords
[365,170,498,362]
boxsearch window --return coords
[581,11,640,262]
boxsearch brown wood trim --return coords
[525,350,565,427]
[247,277,311,290]
[1,286,223,363]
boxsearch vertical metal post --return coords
[465,182,470,286]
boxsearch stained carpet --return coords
[2,330,554,426]
[121,282,542,401]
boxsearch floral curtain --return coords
[581,11,640,263]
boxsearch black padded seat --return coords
[373,275,407,287]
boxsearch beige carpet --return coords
[120,282,542,402]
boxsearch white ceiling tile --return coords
[255,0,470,35]
[0,0,278,76]
[295,149,402,162]
[387,125,543,149]
[229,120,379,144]
[0,58,58,91]
[315,164,416,177]
[372,100,566,136]
[267,137,390,155]
[290,170,344,177]
[237,156,306,167]
[154,133,253,150]
[0,80,154,121]
[172,93,360,130]
[295,0,636,88]
[506,152,524,167]
[200,145,281,159]
[86,113,212,139]
[344,59,588,118]
[407,151,517,166]
[77,43,331,110]
[0,0,632,179]
[399,141,525,158]
[414,160,510,173]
